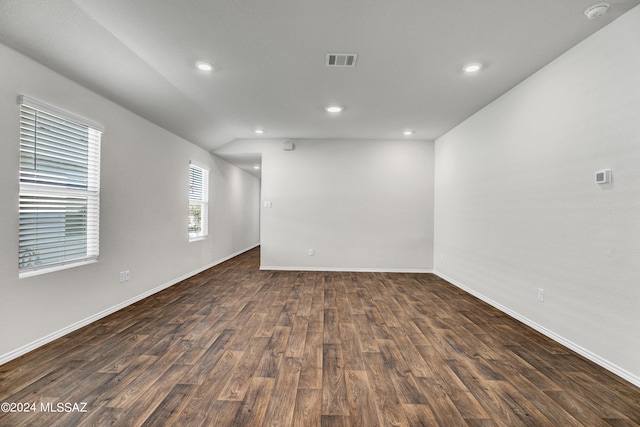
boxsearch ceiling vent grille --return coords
[326,53,358,67]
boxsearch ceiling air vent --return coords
[326,53,358,67]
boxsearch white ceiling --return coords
[1,0,638,173]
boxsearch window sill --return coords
[19,259,98,279]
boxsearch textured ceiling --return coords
[1,0,638,167]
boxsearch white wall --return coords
[217,138,434,271]
[0,43,261,363]
[434,6,640,385]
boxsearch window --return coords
[188,162,209,241]
[18,96,103,277]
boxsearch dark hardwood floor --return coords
[1,247,639,426]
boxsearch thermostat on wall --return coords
[595,169,611,184]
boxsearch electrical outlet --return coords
[119,270,130,283]
[537,288,544,302]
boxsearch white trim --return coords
[260,265,433,273]
[188,159,210,171]
[0,244,259,366]
[18,101,102,276]
[19,259,98,279]
[17,95,105,132]
[188,163,209,241]
[434,270,640,389]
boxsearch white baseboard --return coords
[434,270,640,389]
[260,265,433,273]
[0,244,259,366]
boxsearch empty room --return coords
[1,0,639,426]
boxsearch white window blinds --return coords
[18,96,103,277]
[188,162,209,241]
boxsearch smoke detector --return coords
[584,2,610,19]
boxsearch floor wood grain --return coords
[1,247,638,426]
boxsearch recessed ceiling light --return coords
[463,62,483,73]
[196,61,214,72]
[254,129,264,134]
[253,165,260,170]
[325,105,344,113]
[585,2,610,19]
[403,130,414,136]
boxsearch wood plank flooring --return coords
[1,247,639,426]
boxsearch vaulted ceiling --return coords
[1,0,638,157]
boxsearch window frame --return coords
[188,161,209,242]
[18,95,103,278]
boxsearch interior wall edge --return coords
[434,270,640,389]
[0,243,259,367]
[259,266,434,273]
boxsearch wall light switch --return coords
[263,201,272,208]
